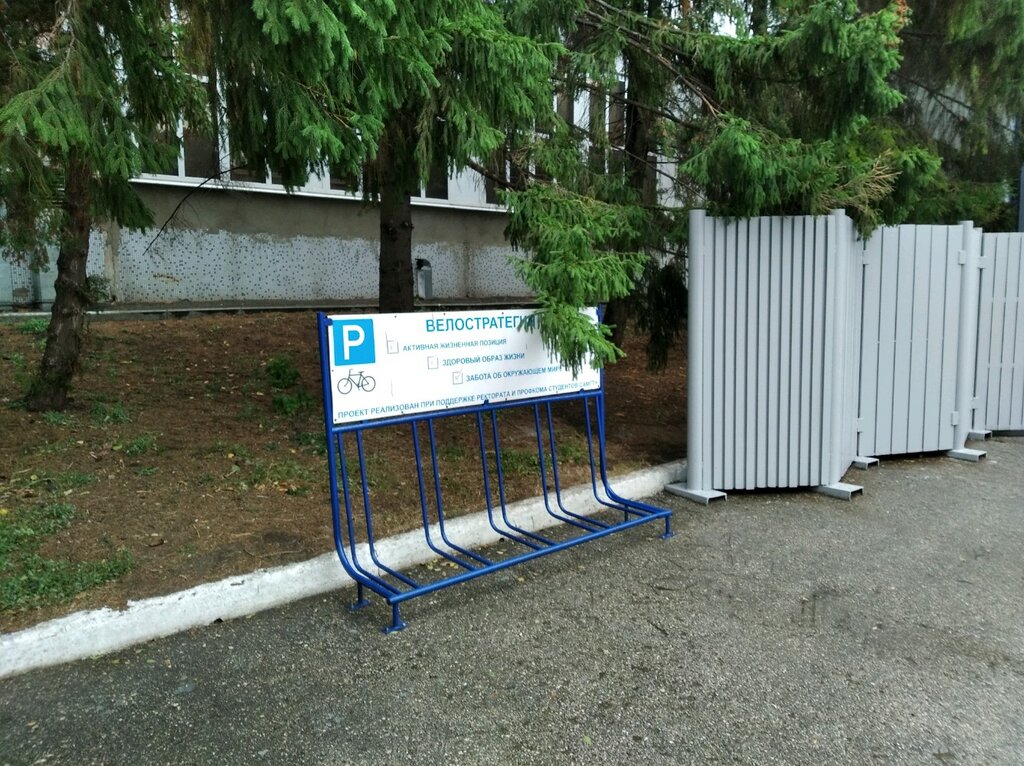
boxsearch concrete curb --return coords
[0,461,685,679]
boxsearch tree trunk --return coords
[751,0,769,35]
[26,154,93,412]
[605,0,662,346]
[377,117,416,314]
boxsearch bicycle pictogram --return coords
[337,369,376,395]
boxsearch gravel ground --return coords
[1,437,1022,766]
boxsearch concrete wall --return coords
[2,184,532,309]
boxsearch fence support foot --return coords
[383,604,407,634]
[948,448,986,462]
[852,456,879,469]
[665,483,727,505]
[815,482,863,500]
[967,429,992,441]
[350,583,370,611]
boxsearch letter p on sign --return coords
[332,319,376,366]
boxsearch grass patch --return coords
[16,319,49,335]
[30,438,80,456]
[237,401,260,422]
[42,411,76,427]
[206,442,252,459]
[500,449,541,475]
[554,439,588,464]
[246,459,314,493]
[0,502,133,611]
[91,401,131,425]
[265,356,300,389]
[5,470,96,495]
[116,432,159,456]
[441,444,468,461]
[291,431,327,455]
[361,453,389,489]
[272,389,315,416]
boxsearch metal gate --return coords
[854,223,977,457]
[975,233,1024,432]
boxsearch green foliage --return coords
[16,319,49,335]
[500,0,971,368]
[263,355,314,415]
[674,2,930,228]
[272,390,316,417]
[0,503,75,558]
[861,0,1024,228]
[0,1,206,254]
[629,260,689,372]
[0,502,133,611]
[247,459,314,487]
[84,275,114,305]
[506,183,648,372]
[265,356,301,390]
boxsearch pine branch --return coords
[895,73,1023,139]
[576,8,721,116]
[139,163,243,258]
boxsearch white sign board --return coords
[325,308,602,424]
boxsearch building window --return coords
[230,151,266,183]
[424,157,449,200]
[183,123,219,179]
[142,124,180,176]
[329,162,360,194]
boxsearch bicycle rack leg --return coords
[350,582,371,611]
[662,516,674,540]
[383,603,407,634]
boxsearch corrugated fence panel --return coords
[857,231,881,458]
[756,217,774,487]
[976,233,1024,431]
[939,228,964,447]
[855,224,964,456]
[692,213,847,491]
[777,218,795,486]
[685,212,1015,497]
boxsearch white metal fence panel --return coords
[681,212,997,501]
[686,210,857,494]
[855,224,970,457]
[975,233,1024,431]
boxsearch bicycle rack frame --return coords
[318,313,673,632]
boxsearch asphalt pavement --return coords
[2,437,1022,765]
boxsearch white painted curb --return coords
[0,461,685,679]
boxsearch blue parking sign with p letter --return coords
[332,319,376,366]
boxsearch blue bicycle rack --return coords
[318,312,673,632]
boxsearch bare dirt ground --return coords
[0,311,685,632]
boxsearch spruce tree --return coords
[870,0,1024,228]
[1,0,403,410]
[359,1,560,312]
[1,0,204,410]
[197,1,559,313]
[500,0,935,371]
